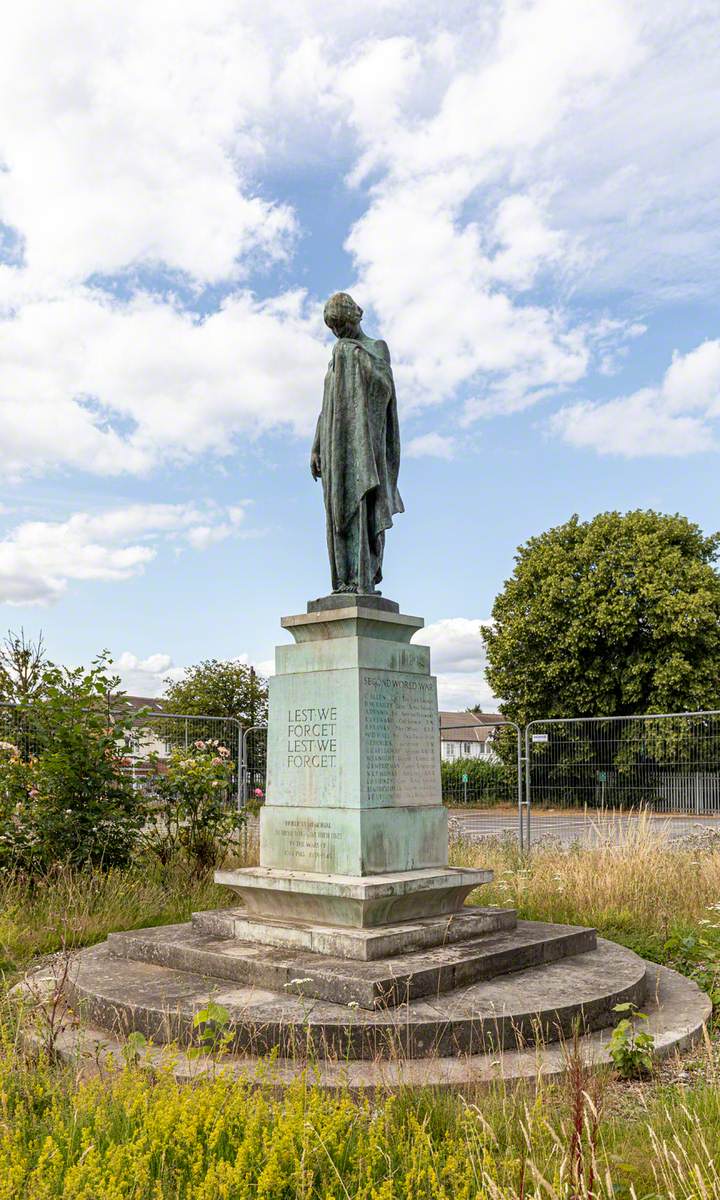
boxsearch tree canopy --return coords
[483,510,720,723]
[163,659,268,728]
[0,629,47,706]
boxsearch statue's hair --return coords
[324,292,363,327]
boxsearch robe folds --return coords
[313,336,404,593]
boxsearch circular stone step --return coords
[18,961,710,1091]
[63,934,648,1060]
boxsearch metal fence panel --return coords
[440,720,525,848]
[0,702,243,808]
[125,712,242,807]
[525,711,720,847]
[242,724,267,807]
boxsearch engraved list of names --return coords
[362,673,440,806]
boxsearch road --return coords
[451,808,720,847]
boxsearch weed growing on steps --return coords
[608,1003,656,1079]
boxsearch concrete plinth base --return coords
[192,901,507,962]
[215,865,490,943]
[24,961,709,1091]
[106,909,601,1008]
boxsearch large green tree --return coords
[163,659,268,727]
[483,510,720,722]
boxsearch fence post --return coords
[234,722,244,813]
[524,724,533,852]
[514,723,524,855]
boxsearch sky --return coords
[0,0,719,710]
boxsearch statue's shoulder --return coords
[372,338,391,364]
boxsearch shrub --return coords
[141,740,243,876]
[441,757,514,806]
[0,655,142,873]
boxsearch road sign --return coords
[597,770,608,782]
[461,773,468,783]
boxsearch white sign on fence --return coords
[531,733,549,743]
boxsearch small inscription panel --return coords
[260,804,352,872]
[277,815,341,858]
[361,672,441,806]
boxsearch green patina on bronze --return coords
[311,292,404,595]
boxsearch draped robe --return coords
[312,336,404,594]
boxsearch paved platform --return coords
[64,933,646,1059]
[19,959,710,1091]
[108,914,593,1009]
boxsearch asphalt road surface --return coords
[452,808,720,847]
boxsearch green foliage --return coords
[141,740,243,876]
[3,1042,720,1198]
[163,658,268,727]
[189,1001,233,1058]
[0,629,47,706]
[608,1003,655,1077]
[0,654,142,873]
[484,510,720,723]
[441,757,513,806]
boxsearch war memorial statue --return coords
[50,290,706,1090]
[311,292,404,596]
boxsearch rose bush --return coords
[141,740,243,876]
[0,656,142,873]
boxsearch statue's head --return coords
[324,292,363,339]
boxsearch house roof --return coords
[116,694,169,715]
[439,710,504,742]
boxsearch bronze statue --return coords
[311,293,404,595]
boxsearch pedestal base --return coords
[216,865,489,927]
[196,898,503,961]
[106,913,602,1007]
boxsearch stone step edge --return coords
[107,920,596,1011]
[21,962,709,1089]
[66,940,647,1060]
[190,904,517,962]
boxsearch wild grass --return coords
[0,862,233,978]
[2,823,720,1195]
[453,817,720,1000]
[1,1034,720,1197]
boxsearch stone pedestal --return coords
[217,599,489,956]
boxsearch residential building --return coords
[439,710,504,763]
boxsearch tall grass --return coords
[0,862,231,977]
[453,817,720,968]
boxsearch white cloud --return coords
[0,501,251,605]
[0,0,719,482]
[0,287,328,477]
[413,617,499,712]
[343,0,641,417]
[113,652,184,698]
[0,4,295,289]
[114,647,275,698]
[405,432,455,459]
[551,339,720,456]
